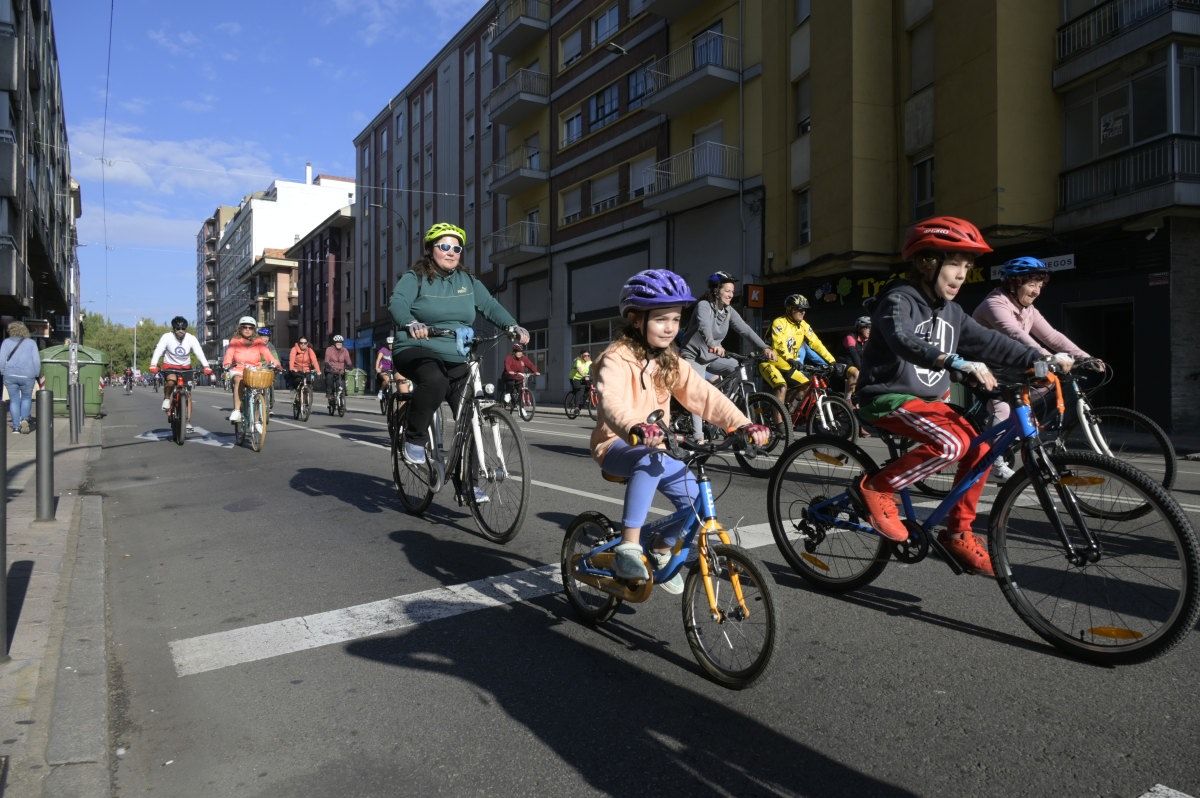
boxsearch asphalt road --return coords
[96,385,1200,798]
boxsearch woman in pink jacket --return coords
[591,269,769,594]
[222,316,282,423]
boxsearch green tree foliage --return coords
[80,313,173,374]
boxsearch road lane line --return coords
[168,522,775,677]
[1138,786,1196,798]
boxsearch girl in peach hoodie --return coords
[591,269,769,593]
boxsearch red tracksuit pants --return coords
[864,398,991,534]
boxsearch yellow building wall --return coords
[808,0,855,258]
[848,1,896,256]
[759,0,791,275]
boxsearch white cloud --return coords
[317,0,486,46]
[147,26,202,56]
[221,51,239,62]
[215,21,242,36]
[119,97,150,115]
[308,56,325,68]
[77,209,200,251]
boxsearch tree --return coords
[80,314,173,374]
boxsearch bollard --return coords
[70,382,83,444]
[1,402,8,661]
[35,390,54,522]
[68,382,78,444]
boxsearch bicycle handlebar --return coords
[632,410,761,461]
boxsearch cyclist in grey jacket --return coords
[677,271,774,442]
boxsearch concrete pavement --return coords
[1,409,107,798]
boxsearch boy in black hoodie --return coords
[853,216,1072,576]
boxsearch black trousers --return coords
[391,348,471,444]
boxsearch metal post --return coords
[1,403,8,661]
[35,390,54,522]
[68,341,80,444]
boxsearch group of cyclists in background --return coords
[122,214,1195,676]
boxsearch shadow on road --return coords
[290,468,397,514]
[345,596,917,797]
[386,527,545,586]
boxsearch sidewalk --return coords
[1,412,107,797]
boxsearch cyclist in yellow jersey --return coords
[568,351,592,394]
[759,293,841,406]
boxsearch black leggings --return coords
[391,348,471,445]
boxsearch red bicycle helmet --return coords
[902,216,993,260]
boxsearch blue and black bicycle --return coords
[767,362,1198,664]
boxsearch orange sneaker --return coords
[938,530,995,577]
[851,475,908,542]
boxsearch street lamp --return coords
[132,319,144,373]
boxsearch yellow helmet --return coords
[423,222,466,247]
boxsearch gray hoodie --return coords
[678,299,768,363]
[858,279,1039,402]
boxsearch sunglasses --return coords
[433,243,463,254]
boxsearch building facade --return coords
[196,204,236,357]
[286,205,353,362]
[0,0,81,342]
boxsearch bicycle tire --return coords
[682,544,778,689]
[169,393,184,445]
[560,512,622,624]
[563,392,580,420]
[233,391,246,446]
[292,396,301,420]
[518,388,535,422]
[989,450,1199,664]
[390,404,434,514]
[466,406,531,543]
[249,393,268,452]
[734,392,793,478]
[805,394,859,440]
[301,386,311,422]
[1063,405,1177,492]
[585,390,597,420]
[337,394,346,417]
[767,434,889,591]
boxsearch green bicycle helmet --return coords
[423,222,467,247]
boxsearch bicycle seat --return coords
[601,472,628,485]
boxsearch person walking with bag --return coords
[0,321,42,434]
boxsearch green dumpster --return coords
[346,368,367,395]
[39,344,110,417]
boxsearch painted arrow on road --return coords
[135,426,234,448]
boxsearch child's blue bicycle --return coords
[767,363,1199,664]
[561,411,779,689]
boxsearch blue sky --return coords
[57,0,487,326]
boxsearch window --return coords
[424,145,433,174]
[593,5,618,44]
[464,46,475,78]
[910,19,933,93]
[795,75,811,136]
[396,164,404,193]
[525,133,541,169]
[395,110,404,141]
[1063,55,1170,168]
[630,0,649,14]
[589,84,619,130]
[525,327,548,379]
[694,21,724,68]
[361,143,370,169]
[630,152,655,197]
[562,28,582,67]
[628,64,650,109]
[572,317,621,362]
[562,109,583,147]
[412,96,420,119]
[465,177,475,212]
[796,0,811,24]
[795,189,810,247]
[424,86,433,115]
[561,186,582,224]
[525,209,540,244]
[465,111,475,146]
[590,171,619,213]
[912,156,934,220]
[379,128,388,155]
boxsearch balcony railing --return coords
[489,0,550,57]
[648,31,740,94]
[647,141,740,195]
[489,146,545,193]
[1059,134,1200,209]
[488,69,549,124]
[489,220,547,265]
[1056,0,1200,62]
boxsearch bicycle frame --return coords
[812,389,1104,570]
[788,374,839,428]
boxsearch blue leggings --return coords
[603,439,699,538]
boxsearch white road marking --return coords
[1139,786,1196,798]
[168,522,775,677]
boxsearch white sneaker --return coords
[255,423,264,435]
[185,423,195,433]
[650,550,685,594]
[990,459,1016,483]
[402,440,427,464]
[161,399,170,411]
[377,390,384,400]
[613,542,649,581]
[229,409,243,423]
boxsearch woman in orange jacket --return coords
[222,315,281,422]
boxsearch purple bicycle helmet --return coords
[618,269,697,316]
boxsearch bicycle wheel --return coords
[989,450,1199,664]
[682,544,778,689]
[1063,406,1177,492]
[249,393,268,452]
[300,386,311,422]
[518,388,535,422]
[337,393,346,417]
[805,394,859,440]
[767,435,889,591]
[585,390,597,420]
[170,394,184,445]
[561,512,622,624]
[465,406,531,543]
[734,392,793,478]
[563,392,580,420]
[292,395,301,420]
[390,404,435,514]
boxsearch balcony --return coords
[640,0,694,20]
[0,26,17,93]
[489,0,550,57]
[205,250,216,263]
[1056,134,1200,230]
[488,69,549,126]
[488,220,547,265]
[642,32,740,116]
[1054,0,1200,86]
[642,141,741,213]
[0,137,16,198]
[488,146,547,196]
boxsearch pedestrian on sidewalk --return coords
[0,320,42,434]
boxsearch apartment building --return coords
[211,167,355,357]
[0,0,81,342]
[767,0,1198,435]
[286,205,353,360]
[195,204,236,358]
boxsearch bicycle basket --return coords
[242,367,275,389]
